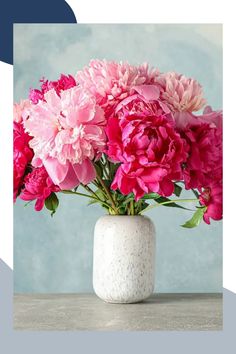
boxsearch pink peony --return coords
[14,121,34,201]
[199,106,222,129]
[157,72,206,112]
[76,59,159,117]
[174,106,222,131]
[112,162,177,201]
[24,86,106,189]
[107,85,188,200]
[176,108,222,190]
[29,74,77,104]
[13,99,31,123]
[20,166,60,211]
[199,182,223,224]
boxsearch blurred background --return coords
[14,24,222,293]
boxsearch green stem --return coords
[61,190,95,199]
[103,160,110,180]
[61,190,112,210]
[93,182,107,199]
[81,184,98,199]
[130,200,134,216]
[81,183,110,206]
[98,156,110,179]
[191,188,199,198]
[160,198,197,205]
[140,198,198,214]
[96,174,118,214]
[91,180,100,189]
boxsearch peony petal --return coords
[133,84,160,101]
[159,178,174,196]
[44,89,61,114]
[58,163,81,190]
[174,111,199,130]
[20,190,35,201]
[115,94,139,113]
[73,159,96,185]
[35,198,45,211]
[43,157,69,186]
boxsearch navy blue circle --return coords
[0,0,76,64]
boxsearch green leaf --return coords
[116,206,127,215]
[109,162,120,179]
[174,184,182,197]
[94,162,103,178]
[116,192,132,201]
[87,189,105,205]
[103,179,111,189]
[87,199,99,206]
[45,192,59,216]
[155,196,192,210]
[142,193,160,200]
[87,189,110,210]
[122,197,135,205]
[181,206,207,228]
[139,201,149,211]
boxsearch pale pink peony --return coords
[107,85,187,200]
[29,74,77,104]
[157,72,206,112]
[24,86,106,189]
[176,108,222,190]
[20,166,60,211]
[13,99,32,123]
[199,182,223,224]
[76,59,159,117]
[14,121,33,201]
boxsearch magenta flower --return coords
[29,74,77,104]
[176,108,223,190]
[24,86,106,190]
[157,72,206,112]
[106,85,188,200]
[13,121,33,201]
[20,166,60,211]
[199,182,223,224]
[76,59,159,117]
[112,162,177,201]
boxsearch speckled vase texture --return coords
[93,215,156,303]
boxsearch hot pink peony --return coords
[175,108,223,190]
[29,74,77,104]
[76,59,159,117]
[14,121,33,201]
[199,182,223,224]
[20,166,60,211]
[24,86,106,189]
[107,85,188,200]
[157,72,206,112]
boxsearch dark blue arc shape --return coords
[0,0,77,64]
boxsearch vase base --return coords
[95,293,153,304]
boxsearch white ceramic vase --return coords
[93,215,156,304]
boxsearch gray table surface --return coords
[14,293,222,331]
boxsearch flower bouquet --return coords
[14,60,222,303]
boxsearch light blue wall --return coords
[14,24,222,293]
